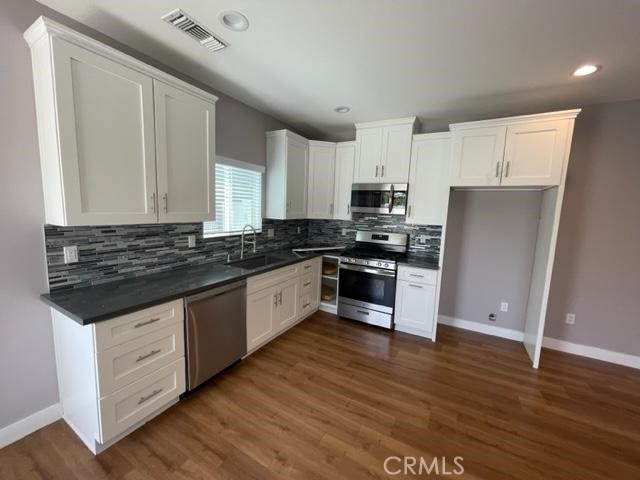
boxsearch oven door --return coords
[338,263,397,313]
[350,183,407,215]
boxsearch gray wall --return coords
[440,191,542,331]
[545,100,640,355]
[0,0,299,430]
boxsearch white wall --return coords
[439,190,542,332]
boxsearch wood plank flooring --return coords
[2,311,639,479]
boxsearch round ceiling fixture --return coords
[218,10,250,31]
[572,64,601,77]
[334,106,351,114]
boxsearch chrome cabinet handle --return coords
[304,281,311,287]
[151,192,156,213]
[330,203,334,215]
[138,388,163,405]
[279,292,283,305]
[274,295,278,307]
[304,265,312,270]
[162,193,168,212]
[134,317,161,328]
[347,204,350,214]
[409,274,424,278]
[495,162,500,178]
[136,348,162,363]
[505,161,511,177]
[381,165,385,177]
[409,284,424,289]
[356,310,370,315]
[375,165,379,177]
[303,302,311,308]
[408,205,412,217]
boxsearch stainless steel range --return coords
[338,231,408,329]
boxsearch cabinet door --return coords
[501,120,569,187]
[354,128,383,183]
[275,277,300,333]
[380,124,413,183]
[52,38,158,225]
[246,287,278,352]
[333,141,355,220]
[406,134,451,226]
[154,81,215,223]
[450,126,506,187]
[307,143,336,219]
[285,138,308,218]
[394,280,436,334]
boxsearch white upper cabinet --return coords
[25,17,218,226]
[406,133,451,226]
[450,126,506,187]
[266,130,309,220]
[154,81,215,223]
[333,141,356,220]
[354,117,416,184]
[449,110,579,188]
[501,120,569,187]
[307,141,336,219]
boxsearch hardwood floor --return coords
[2,311,639,479]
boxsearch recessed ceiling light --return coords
[334,106,350,114]
[218,10,249,32]
[572,64,601,77]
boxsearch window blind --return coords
[203,162,262,237]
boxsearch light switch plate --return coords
[187,235,196,248]
[63,245,78,264]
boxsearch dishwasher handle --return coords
[185,280,247,304]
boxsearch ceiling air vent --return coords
[162,9,228,52]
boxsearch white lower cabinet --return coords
[246,257,321,353]
[394,265,438,339]
[51,299,186,454]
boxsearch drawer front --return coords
[96,324,184,397]
[299,293,313,317]
[98,358,185,443]
[247,263,300,294]
[94,299,184,351]
[301,272,314,294]
[300,258,317,274]
[397,266,438,285]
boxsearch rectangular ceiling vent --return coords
[162,9,228,52]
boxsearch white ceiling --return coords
[37,0,640,140]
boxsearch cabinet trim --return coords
[355,116,417,129]
[449,109,580,130]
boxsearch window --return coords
[203,158,263,237]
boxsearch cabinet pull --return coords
[409,274,424,278]
[505,161,511,177]
[356,310,370,316]
[162,193,168,212]
[304,281,311,287]
[136,348,162,363]
[278,292,283,305]
[495,162,500,178]
[409,284,424,289]
[381,165,385,177]
[330,203,334,215]
[274,295,278,307]
[347,204,350,214]
[375,165,379,177]
[303,302,311,308]
[138,388,163,405]
[407,205,412,217]
[304,265,312,270]
[134,317,161,328]
[151,192,156,213]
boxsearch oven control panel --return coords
[340,256,397,271]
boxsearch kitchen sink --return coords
[227,255,285,270]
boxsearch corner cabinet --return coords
[307,141,336,219]
[406,133,451,226]
[24,17,217,226]
[265,130,309,220]
[449,111,578,188]
[354,117,416,183]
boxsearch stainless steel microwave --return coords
[350,183,408,215]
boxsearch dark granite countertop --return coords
[398,254,440,270]
[41,249,323,325]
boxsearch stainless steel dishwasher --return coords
[185,280,247,391]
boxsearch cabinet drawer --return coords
[247,263,300,294]
[299,293,313,317]
[397,266,438,285]
[301,272,314,294]
[98,358,185,443]
[96,324,184,397]
[300,258,317,274]
[94,299,184,351]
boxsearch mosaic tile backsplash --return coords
[45,214,441,291]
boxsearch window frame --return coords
[203,155,265,239]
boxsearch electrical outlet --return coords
[488,313,496,322]
[417,235,430,245]
[63,245,79,264]
[267,228,274,239]
[565,313,576,325]
[500,302,509,312]
[342,228,347,236]
[187,235,196,248]
[296,226,301,234]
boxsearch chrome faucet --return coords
[240,224,257,259]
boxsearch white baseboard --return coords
[0,403,62,449]
[438,315,524,342]
[542,337,640,370]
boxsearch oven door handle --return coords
[339,264,396,277]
